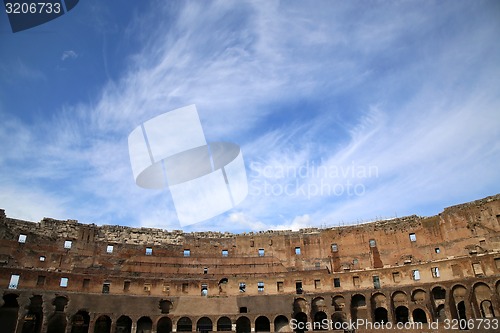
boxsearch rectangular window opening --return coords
[333,278,341,288]
[295,247,301,255]
[201,284,208,296]
[39,256,46,262]
[277,281,283,292]
[373,276,380,289]
[369,239,376,247]
[472,262,484,276]
[60,277,69,288]
[494,258,500,270]
[8,274,20,289]
[296,281,303,294]
[83,278,90,290]
[36,275,45,286]
[124,281,130,292]
[432,267,440,278]
[258,248,264,256]
[18,234,27,243]
[239,307,247,313]
[392,272,401,283]
[182,282,188,293]
[222,249,228,257]
[435,247,440,254]
[145,247,152,255]
[106,245,114,254]
[144,283,151,292]
[258,281,264,292]
[331,243,338,252]
[412,270,421,281]
[353,276,360,287]
[64,240,72,249]
[102,282,110,294]
[314,279,321,289]
[239,282,246,293]
[409,233,417,242]
[183,249,190,257]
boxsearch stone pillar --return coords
[88,315,95,333]
[270,321,275,332]
[40,295,52,333]
[131,321,137,333]
[151,318,157,333]
[65,314,72,333]
[15,293,30,333]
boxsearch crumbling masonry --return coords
[0,194,499,333]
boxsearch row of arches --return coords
[2,280,498,333]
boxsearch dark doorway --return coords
[395,306,409,324]
[236,316,251,333]
[374,307,388,323]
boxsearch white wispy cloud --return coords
[61,50,78,61]
[1,1,498,232]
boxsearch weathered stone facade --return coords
[0,194,499,333]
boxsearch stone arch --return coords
[136,316,152,333]
[116,316,132,333]
[71,310,90,333]
[374,307,388,323]
[451,285,468,320]
[159,300,173,314]
[392,291,407,305]
[331,312,346,329]
[293,312,308,333]
[312,311,327,331]
[157,317,172,333]
[331,295,345,311]
[22,294,43,333]
[412,308,427,323]
[216,317,231,332]
[255,316,270,332]
[371,293,387,310]
[431,286,446,300]
[196,317,212,333]
[93,315,111,333]
[236,316,250,333]
[293,298,308,314]
[176,317,192,332]
[311,297,326,313]
[371,293,388,323]
[351,294,367,321]
[411,289,427,303]
[394,306,409,324]
[0,294,19,333]
[53,296,68,312]
[274,315,289,333]
[480,300,495,318]
[473,282,494,318]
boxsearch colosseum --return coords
[0,194,499,333]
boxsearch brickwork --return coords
[0,194,499,332]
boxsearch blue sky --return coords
[1,0,499,233]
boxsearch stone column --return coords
[14,293,29,333]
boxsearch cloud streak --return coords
[0,1,499,232]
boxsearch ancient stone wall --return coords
[0,194,499,333]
